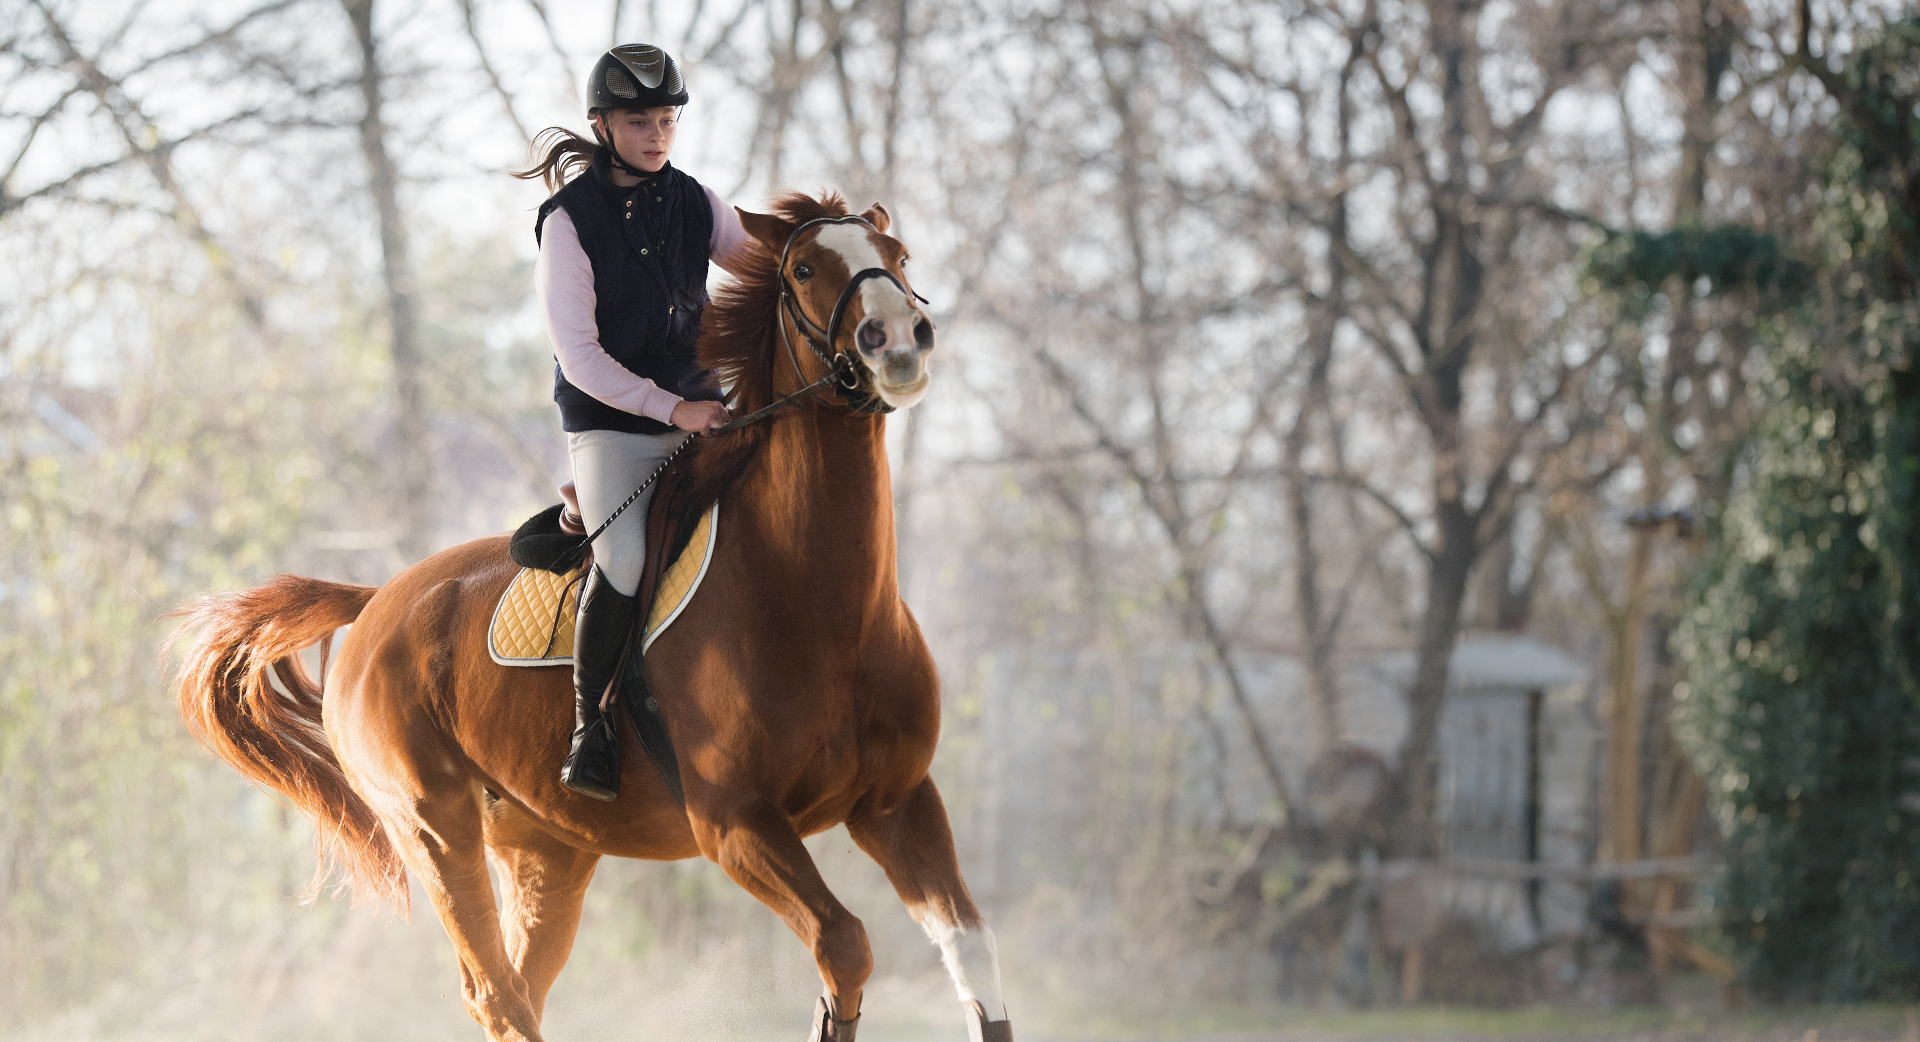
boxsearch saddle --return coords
[496,457,718,803]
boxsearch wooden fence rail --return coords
[1366,855,1715,883]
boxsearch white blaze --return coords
[918,914,1008,1022]
[813,223,897,320]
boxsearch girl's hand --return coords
[670,399,731,435]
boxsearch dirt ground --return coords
[1028,1003,1920,1042]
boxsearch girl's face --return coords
[598,106,678,175]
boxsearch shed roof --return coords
[1364,634,1590,693]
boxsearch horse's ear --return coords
[860,203,890,234]
[737,208,795,254]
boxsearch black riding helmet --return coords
[588,44,688,113]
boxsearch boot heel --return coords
[561,715,620,800]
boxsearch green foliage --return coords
[1675,17,1920,1001]
[0,292,362,1016]
[1583,225,1812,318]
[1825,18,1920,189]
[1675,335,1920,999]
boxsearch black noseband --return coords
[776,215,931,414]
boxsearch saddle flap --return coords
[636,455,709,623]
[489,455,719,668]
[488,565,586,664]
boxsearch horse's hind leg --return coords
[848,777,1013,1040]
[383,779,545,1042]
[690,799,873,1038]
[483,796,600,1022]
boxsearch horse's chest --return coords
[766,704,932,818]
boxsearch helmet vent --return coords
[605,66,638,99]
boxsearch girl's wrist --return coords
[642,387,684,424]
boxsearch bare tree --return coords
[925,1,1325,819]
[1231,0,1627,856]
[12,0,300,323]
[342,0,430,563]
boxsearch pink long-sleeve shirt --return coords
[537,185,755,423]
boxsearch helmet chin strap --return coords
[591,114,660,180]
[608,148,654,179]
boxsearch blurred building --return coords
[946,635,1595,950]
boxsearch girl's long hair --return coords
[513,124,603,193]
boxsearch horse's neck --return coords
[744,406,898,595]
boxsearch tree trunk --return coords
[1390,505,1475,858]
[1289,41,1358,768]
[344,0,431,564]
[1287,286,1344,765]
[1389,0,1488,856]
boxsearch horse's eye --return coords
[794,263,813,282]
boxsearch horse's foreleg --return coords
[693,799,872,1038]
[483,797,600,1023]
[847,777,1013,1041]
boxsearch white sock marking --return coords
[919,915,1007,1022]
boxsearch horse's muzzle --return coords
[858,314,934,408]
[855,314,935,358]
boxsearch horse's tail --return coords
[168,575,407,911]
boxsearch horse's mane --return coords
[684,189,852,510]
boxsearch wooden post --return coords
[1605,518,1654,880]
[1401,945,1424,1005]
[1649,760,1706,980]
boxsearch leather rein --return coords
[575,214,928,555]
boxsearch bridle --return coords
[772,214,929,416]
[571,214,932,556]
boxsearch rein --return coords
[568,213,926,561]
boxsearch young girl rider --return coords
[517,44,753,800]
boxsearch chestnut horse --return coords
[171,193,1012,1042]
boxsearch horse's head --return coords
[738,200,936,411]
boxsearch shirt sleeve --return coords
[707,186,756,277]
[536,206,682,424]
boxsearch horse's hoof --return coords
[965,1000,1012,1042]
[808,994,859,1041]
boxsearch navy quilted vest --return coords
[535,148,715,434]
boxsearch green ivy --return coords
[1676,333,1920,999]
[1674,17,1920,1000]
[1584,225,1812,316]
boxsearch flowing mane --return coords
[683,189,853,510]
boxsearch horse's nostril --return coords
[913,317,935,351]
[858,318,888,351]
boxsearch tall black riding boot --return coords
[561,565,640,800]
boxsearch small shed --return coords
[1364,636,1596,948]
[949,635,1597,950]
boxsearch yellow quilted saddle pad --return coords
[488,502,719,666]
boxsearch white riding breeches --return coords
[566,428,685,597]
